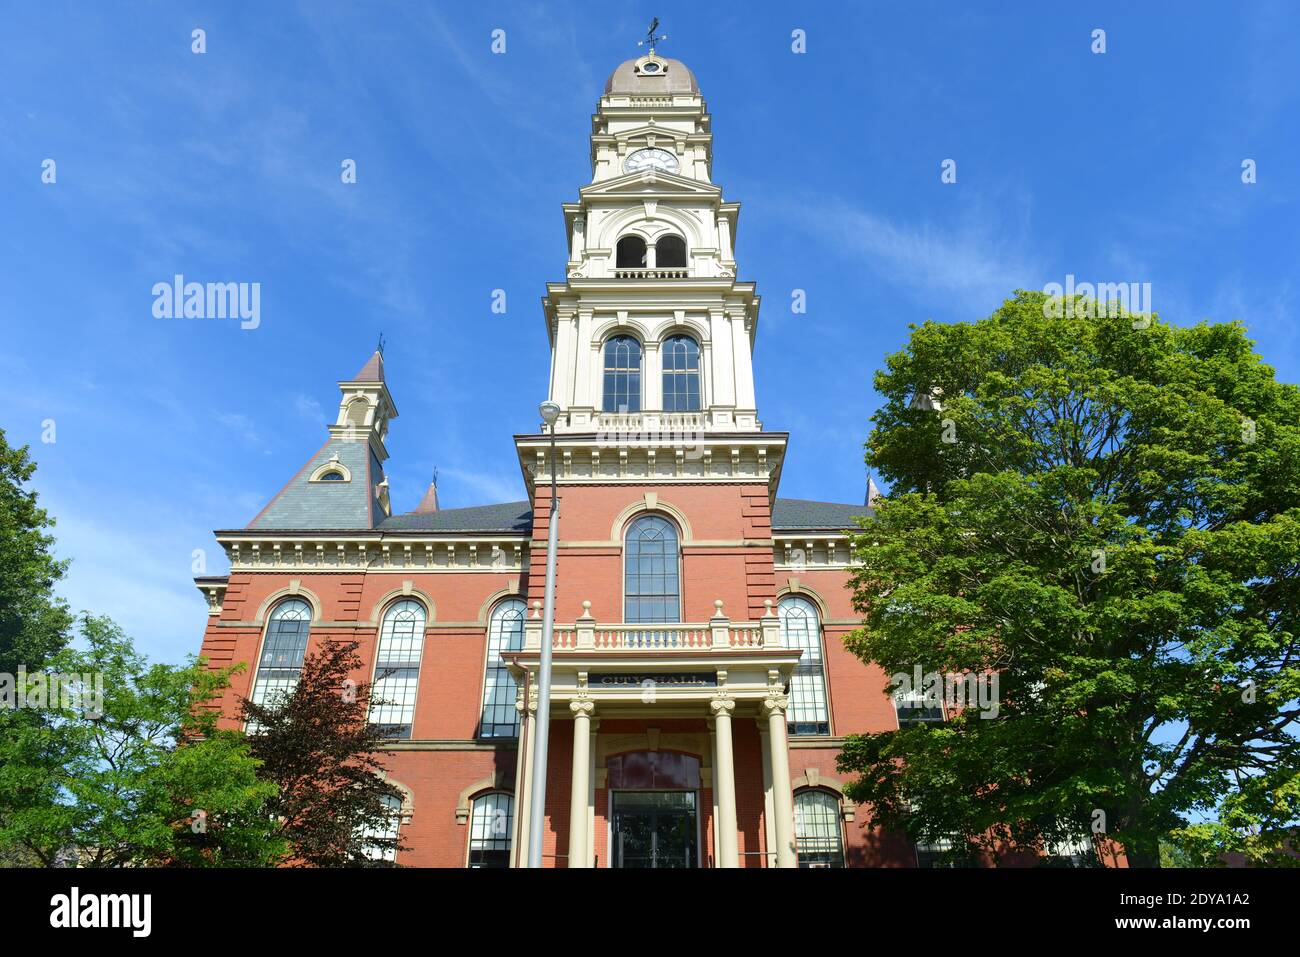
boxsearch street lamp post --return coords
[527,400,562,868]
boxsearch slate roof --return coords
[248,438,378,531]
[770,498,874,530]
[378,501,533,533]
[373,498,871,534]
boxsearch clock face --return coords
[624,147,679,175]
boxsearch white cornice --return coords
[211,534,531,573]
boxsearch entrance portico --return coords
[507,599,802,868]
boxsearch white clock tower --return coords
[539,46,766,441]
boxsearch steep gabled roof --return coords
[247,439,378,531]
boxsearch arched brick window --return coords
[249,598,312,711]
[479,599,526,738]
[778,596,830,734]
[624,515,680,623]
[369,598,426,738]
[468,792,514,868]
[794,789,845,868]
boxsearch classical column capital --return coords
[709,697,736,717]
[570,699,595,717]
[762,695,790,716]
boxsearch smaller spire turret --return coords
[415,470,440,514]
[866,474,882,507]
[332,349,398,462]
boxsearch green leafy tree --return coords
[840,291,1300,868]
[0,615,284,866]
[0,428,72,676]
[242,640,406,867]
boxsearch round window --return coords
[641,62,661,73]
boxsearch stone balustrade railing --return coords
[524,599,782,651]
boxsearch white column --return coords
[644,341,662,412]
[552,310,577,408]
[730,313,756,412]
[573,310,594,409]
[764,696,797,867]
[708,308,736,409]
[570,217,585,263]
[513,697,537,868]
[758,723,776,865]
[567,700,594,868]
[709,697,739,868]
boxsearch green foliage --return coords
[0,428,73,675]
[840,291,1300,867]
[0,615,284,867]
[242,640,406,867]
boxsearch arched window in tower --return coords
[656,234,687,268]
[602,335,642,413]
[778,596,830,734]
[368,598,427,738]
[616,235,647,268]
[624,514,681,623]
[794,790,846,867]
[479,598,526,738]
[345,397,369,429]
[661,335,701,412]
[249,598,312,713]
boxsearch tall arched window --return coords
[249,598,312,711]
[602,335,642,413]
[625,515,680,623]
[358,793,403,863]
[794,790,845,867]
[369,599,426,738]
[479,599,526,738]
[778,596,830,734]
[656,235,687,267]
[468,792,514,868]
[661,335,701,412]
[616,235,647,268]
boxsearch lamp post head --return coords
[539,401,561,428]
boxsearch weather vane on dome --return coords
[638,17,667,56]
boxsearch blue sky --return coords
[2,1,1297,665]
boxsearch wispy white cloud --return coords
[774,194,1042,310]
[294,393,324,422]
[46,499,213,664]
[215,412,264,450]
[436,465,526,508]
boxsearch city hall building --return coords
[194,51,1025,868]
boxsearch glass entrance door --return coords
[611,791,698,868]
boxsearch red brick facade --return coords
[197,473,923,867]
